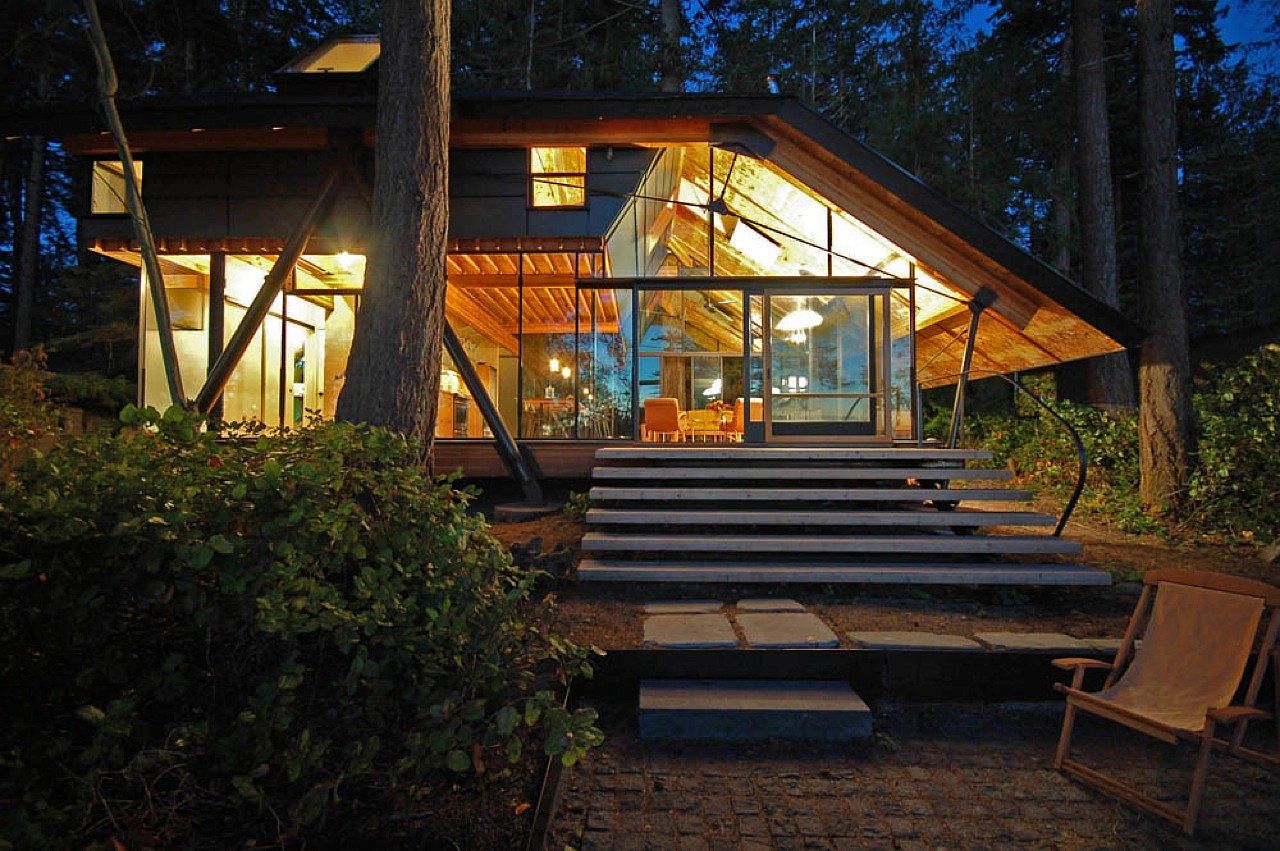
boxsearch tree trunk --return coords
[1136,0,1195,511]
[659,0,687,93]
[1074,0,1135,411]
[12,134,46,353]
[336,0,450,464]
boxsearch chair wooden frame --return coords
[1052,569,1280,835]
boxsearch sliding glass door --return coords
[764,291,890,441]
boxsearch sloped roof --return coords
[0,89,1142,379]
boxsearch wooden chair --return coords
[1052,569,1280,835]
[641,397,683,443]
[731,397,763,441]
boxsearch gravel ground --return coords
[546,701,1280,850]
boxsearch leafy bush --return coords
[45,370,136,415]
[0,405,601,847]
[1187,344,1280,539]
[959,398,1157,533]
[563,489,591,521]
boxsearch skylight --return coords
[281,36,380,74]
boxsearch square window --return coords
[529,146,587,208]
[91,159,142,214]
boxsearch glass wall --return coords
[138,253,361,428]
[578,287,633,439]
[636,289,744,439]
[139,255,209,408]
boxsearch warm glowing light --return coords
[786,330,808,344]
[728,221,782,268]
[560,366,572,380]
[549,356,560,372]
[777,306,823,333]
[335,250,360,271]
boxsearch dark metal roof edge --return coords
[772,100,1144,346]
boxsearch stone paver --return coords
[737,613,839,648]
[736,598,806,613]
[644,600,724,615]
[547,701,1280,850]
[973,631,1093,653]
[848,630,983,651]
[639,679,871,740]
[644,614,738,648]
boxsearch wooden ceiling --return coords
[445,252,617,354]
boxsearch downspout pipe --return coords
[947,287,998,449]
[442,321,544,505]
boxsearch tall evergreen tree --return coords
[337,0,451,456]
[1137,0,1195,510]
[1074,0,1134,410]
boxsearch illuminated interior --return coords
[90,160,142,214]
[134,252,361,428]
[530,147,588,208]
[105,132,1137,443]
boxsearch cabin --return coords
[11,37,1140,585]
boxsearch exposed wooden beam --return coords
[446,286,519,353]
[765,135,1042,328]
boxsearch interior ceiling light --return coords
[335,250,360,271]
[776,305,823,333]
[786,330,808,344]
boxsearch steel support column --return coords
[442,321,544,504]
[947,288,997,449]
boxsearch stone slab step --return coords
[585,508,1055,527]
[581,532,1082,556]
[596,446,992,462]
[638,679,872,740]
[589,486,1031,503]
[577,559,1111,586]
[592,466,1012,481]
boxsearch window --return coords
[90,160,141,214]
[529,146,587,208]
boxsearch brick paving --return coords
[545,701,1280,850]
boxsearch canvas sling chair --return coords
[1052,568,1280,835]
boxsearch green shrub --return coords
[45,370,136,415]
[563,489,591,521]
[0,405,601,847]
[1188,344,1280,539]
[961,398,1157,533]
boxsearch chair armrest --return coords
[1051,658,1113,671]
[1207,706,1272,725]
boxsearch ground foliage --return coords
[941,345,1280,541]
[0,362,602,848]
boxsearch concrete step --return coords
[589,486,1031,503]
[592,466,1012,481]
[578,559,1111,585]
[582,532,1081,556]
[585,508,1056,527]
[596,446,992,462]
[638,679,872,741]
